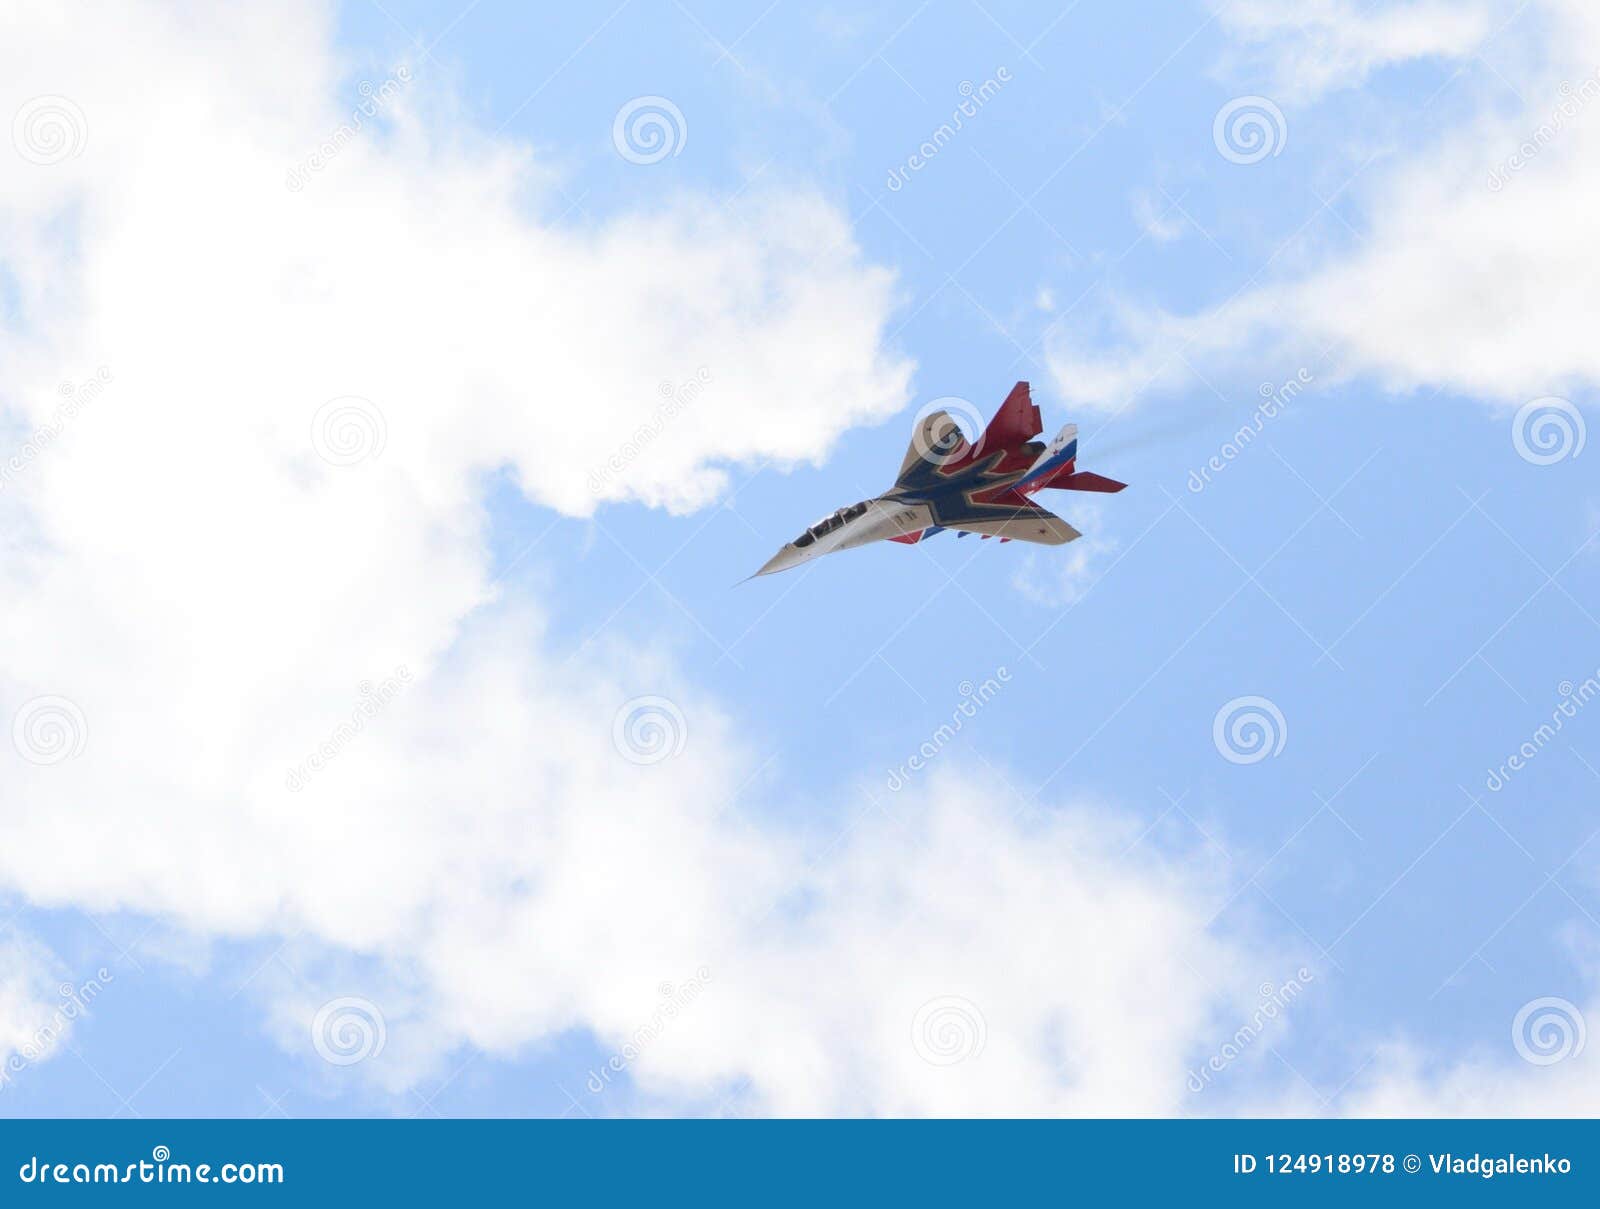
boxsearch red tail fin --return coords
[980,381,1042,450]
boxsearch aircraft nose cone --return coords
[754,544,806,577]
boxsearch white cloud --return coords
[0,0,1287,1114]
[1131,190,1187,244]
[1052,0,1600,414]
[1340,1041,1598,1116]
[1339,985,1600,1115]
[0,6,912,521]
[0,934,71,1078]
[1216,0,1496,99]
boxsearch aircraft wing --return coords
[938,489,1081,545]
[896,409,969,481]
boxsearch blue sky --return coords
[0,0,1597,1117]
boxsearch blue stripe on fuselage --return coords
[1015,438,1078,490]
[887,450,1050,529]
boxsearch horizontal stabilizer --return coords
[1051,470,1126,493]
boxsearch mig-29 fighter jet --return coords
[753,381,1125,577]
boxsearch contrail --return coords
[1085,403,1236,463]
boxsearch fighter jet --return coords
[753,381,1125,577]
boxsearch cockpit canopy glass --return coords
[793,501,869,546]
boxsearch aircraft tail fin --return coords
[980,381,1043,449]
[1016,423,1127,493]
[1016,423,1078,489]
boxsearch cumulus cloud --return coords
[1051,0,1600,414]
[0,8,912,521]
[0,0,1286,1114]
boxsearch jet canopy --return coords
[793,501,869,547]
